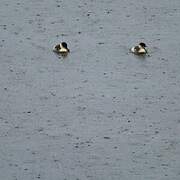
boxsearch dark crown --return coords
[61,42,68,48]
[139,42,146,48]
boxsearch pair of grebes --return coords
[53,42,148,56]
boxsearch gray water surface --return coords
[1,0,180,179]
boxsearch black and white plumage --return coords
[53,42,70,54]
[130,42,147,55]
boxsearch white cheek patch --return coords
[138,48,146,53]
[59,48,68,53]
[60,43,68,53]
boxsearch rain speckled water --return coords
[0,0,180,179]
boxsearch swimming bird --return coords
[130,42,147,55]
[53,42,70,54]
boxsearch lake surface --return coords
[0,0,180,179]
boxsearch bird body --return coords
[53,42,69,54]
[130,43,147,55]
